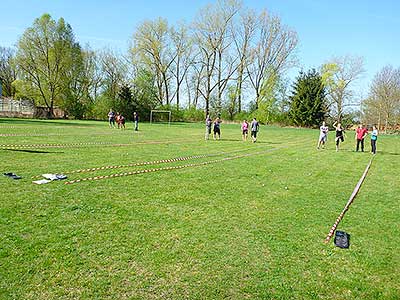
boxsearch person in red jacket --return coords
[119,114,126,129]
[355,124,368,152]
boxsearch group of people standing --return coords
[241,118,259,142]
[204,115,260,142]
[108,109,139,131]
[317,121,378,154]
[105,110,379,153]
[205,115,221,140]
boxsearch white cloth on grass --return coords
[42,174,68,180]
[32,179,52,185]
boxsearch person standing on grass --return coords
[120,114,126,129]
[241,119,249,141]
[108,109,115,128]
[205,114,212,140]
[213,117,221,140]
[251,118,259,143]
[333,121,345,152]
[115,112,121,129]
[371,125,378,154]
[355,124,368,152]
[317,121,329,149]
[133,112,139,131]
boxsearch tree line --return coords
[0,0,399,128]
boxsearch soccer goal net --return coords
[149,110,171,125]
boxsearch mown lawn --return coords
[0,118,399,299]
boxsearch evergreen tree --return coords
[131,69,159,121]
[116,83,135,120]
[289,69,327,127]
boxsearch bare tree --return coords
[362,95,381,127]
[321,55,365,122]
[62,46,104,114]
[0,47,17,97]
[100,49,127,101]
[231,8,257,112]
[366,65,400,132]
[131,18,175,105]
[215,0,241,110]
[84,49,103,101]
[192,0,241,115]
[185,61,204,109]
[246,10,298,109]
[169,23,193,109]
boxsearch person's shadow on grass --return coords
[1,149,64,154]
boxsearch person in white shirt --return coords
[317,121,329,149]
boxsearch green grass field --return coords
[0,118,399,300]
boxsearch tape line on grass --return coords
[0,126,19,129]
[0,138,198,149]
[324,156,375,243]
[32,145,267,178]
[32,154,210,178]
[0,141,117,149]
[64,147,290,185]
[33,138,306,179]
[0,132,118,137]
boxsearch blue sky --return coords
[1,0,399,97]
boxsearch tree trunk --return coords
[156,75,163,105]
[236,69,243,113]
[162,72,169,106]
[205,69,211,115]
[205,92,210,116]
[378,111,381,131]
[48,100,54,119]
[176,84,180,110]
[185,76,191,109]
[385,113,389,134]
[255,90,260,110]
[217,51,222,113]
[194,80,200,108]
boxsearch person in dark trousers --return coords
[205,114,212,140]
[370,125,378,154]
[108,109,115,128]
[355,124,368,152]
[133,112,139,131]
[241,119,249,141]
[333,121,345,152]
[251,118,259,143]
[213,117,221,140]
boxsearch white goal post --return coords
[149,110,171,125]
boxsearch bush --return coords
[233,111,252,122]
[171,108,185,122]
[182,107,205,122]
[152,106,206,123]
